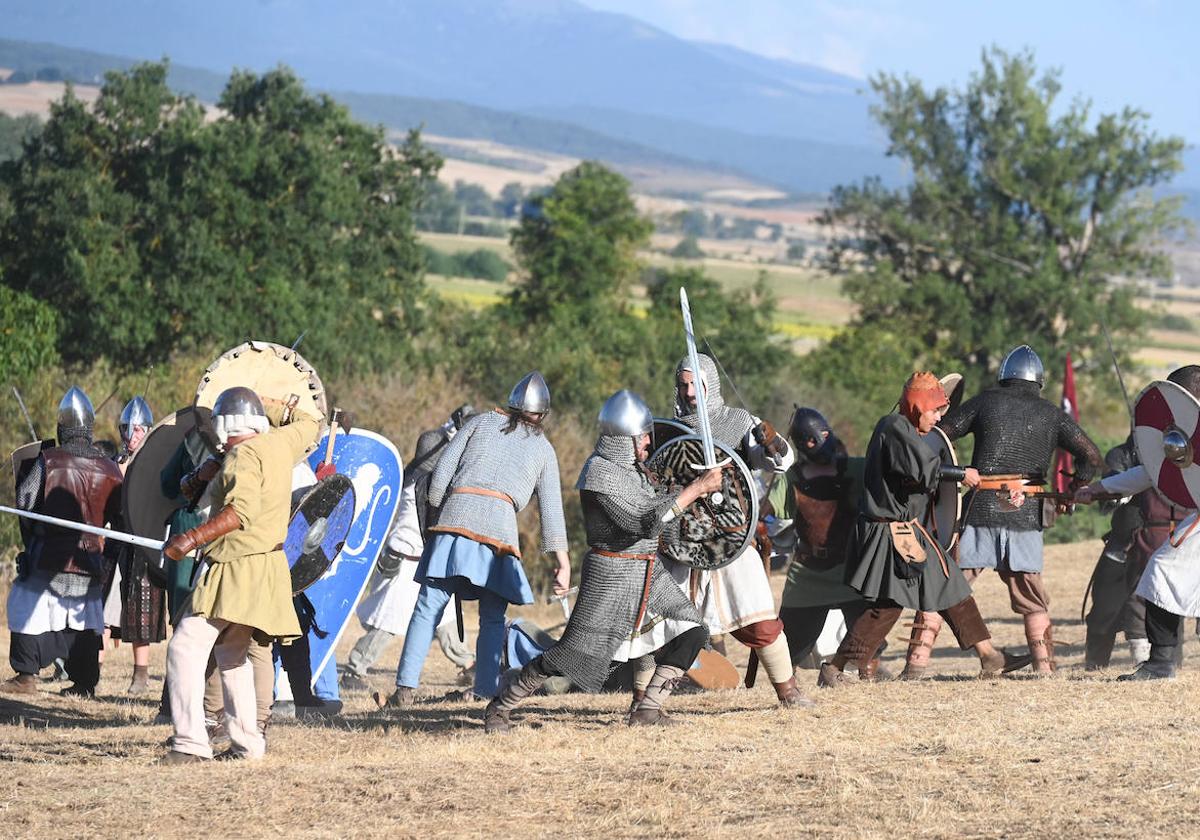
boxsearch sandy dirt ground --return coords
[2,539,1199,839]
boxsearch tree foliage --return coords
[805,48,1187,423]
[454,161,789,416]
[0,61,441,374]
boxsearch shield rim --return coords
[288,473,357,593]
[925,425,962,551]
[194,340,328,454]
[121,407,202,568]
[11,439,51,493]
[1133,379,1200,510]
[648,432,758,570]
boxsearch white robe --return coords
[7,576,104,635]
[355,481,454,636]
[1101,466,1200,616]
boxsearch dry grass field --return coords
[3,539,1200,839]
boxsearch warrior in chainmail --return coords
[1,387,124,699]
[485,390,720,732]
[342,405,479,694]
[639,353,812,707]
[914,346,1102,676]
[1074,365,1200,681]
[378,373,571,708]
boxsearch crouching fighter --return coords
[159,387,318,763]
[484,390,721,732]
[819,373,1030,686]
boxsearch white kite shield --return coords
[1132,379,1200,510]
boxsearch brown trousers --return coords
[838,597,990,663]
[961,567,1049,615]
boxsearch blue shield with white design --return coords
[304,428,402,688]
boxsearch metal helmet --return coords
[788,407,838,466]
[450,403,479,429]
[119,396,154,444]
[598,390,653,438]
[57,386,95,431]
[507,371,551,414]
[998,344,1044,388]
[211,386,268,447]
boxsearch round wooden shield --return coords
[649,434,758,570]
[194,341,328,454]
[287,473,356,593]
[122,407,204,564]
[652,417,692,451]
[923,425,962,551]
[1133,379,1200,509]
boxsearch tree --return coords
[670,235,704,259]
[0,282,59,385]
[0,62,441,374]
[507,161,652,323]
[806,48,1187,406]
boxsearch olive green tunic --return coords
[188,405,319,640]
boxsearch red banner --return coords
[1053,352,1078,493]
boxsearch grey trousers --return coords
[345,623,474,678]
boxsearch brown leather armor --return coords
[32,449,123,578]
[1129,489,1179,571]
[790,471,856,571]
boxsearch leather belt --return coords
[592,548,657,560]
[452,486,516,509]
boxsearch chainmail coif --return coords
[673,354,754,448]
[939,380,1102,531]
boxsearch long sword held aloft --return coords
[680,286,726,505]
[0,505,166,551]
[1098,314,1133,425]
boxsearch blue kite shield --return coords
[303,428,402,688]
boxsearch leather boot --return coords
[484,657,549,734]
[1117,644,1177,681]
[817,662,855,689]
[373,686,415,710]
[773,676,816,708]
[0,674,37,695]
[1084,631,1115,671]
[628,688,645,716]
[127,665,150,696]
[900,612,942,680]
[629,664,685,726]
[979,648,1034,678]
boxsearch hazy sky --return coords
[582,0,1199,142]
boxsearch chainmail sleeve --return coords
[15,455,45,544]
[535,448,569,553]
[590,486,677,541]
[938,394,980,442]
[1056,413,1102,484]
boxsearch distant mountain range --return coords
[0,0,904,194]
[0,0,1193,198]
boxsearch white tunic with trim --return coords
[7,575,104,635]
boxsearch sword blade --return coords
[0,505,166,550]
[11,387,37,443]
[680,287,719,468]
